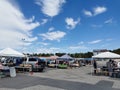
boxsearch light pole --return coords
[22,38,25,56]
[22,38,25,73]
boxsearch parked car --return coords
[25,57,46,72]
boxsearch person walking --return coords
[107,59,113,77]
[93,60,97,74]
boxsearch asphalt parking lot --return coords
[0,66,120,90]
[0,74,119,90]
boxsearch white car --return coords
[117,62,120,68]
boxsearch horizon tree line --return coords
[25,48,120,58]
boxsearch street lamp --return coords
[22,38,25,54]
[22,38,25,73]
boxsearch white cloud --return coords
[83,6,107,17]
[101,44,110,48]
[93,6,107,16]
[88,40,102,44]
[65,17,80,29]
[41,19,48,25]
[48,27,55,32]
[50,47,60,50]
[0,0,40,49]
[36,0,66,17]
[24,37,38,42]
[39,31,66,41]
[39,42,50,46]
[104,18,113,24]
[78,41,84,45]
[37,47,60,53]
[69,45,87,50]
[83,10,92,17]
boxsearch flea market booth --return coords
[57,54,75,69]
[47,55,59,68]
[0,48,25,77]
[92,52,120,77]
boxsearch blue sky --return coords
[0,0,120,53]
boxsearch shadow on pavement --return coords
[0,74,119,90]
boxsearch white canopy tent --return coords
[92,52,120,59]
[59,54,73,59]
[91,52,120,75]
[0,48,24,57]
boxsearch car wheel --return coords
[39,68,44,72]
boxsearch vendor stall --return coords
[92,52,120,77]
[0,48,25,77]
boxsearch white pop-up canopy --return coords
[57,54,74,61]
[92,52,120,59]
[60,54,73,59]
[0,48,24,57]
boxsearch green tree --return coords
[112,48,120,55]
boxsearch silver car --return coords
[25,57,45,72]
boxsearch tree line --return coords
[26,48,120,58]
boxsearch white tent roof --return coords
[92,52,120,59]
[59,54,73,59]
[0,48,24,57]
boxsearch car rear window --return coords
[29,58,37,61]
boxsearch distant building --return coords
[93,49,109,55]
